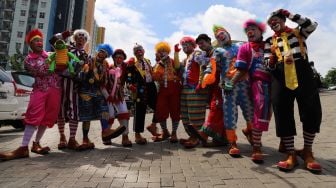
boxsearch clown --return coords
[174,36,209,148]
[151,41,181,143]
[125,44,159,145]
[234,19,272,163]
[77,43,126,145]
[264,9,322,172]
[101,49,132,147]
[214,25,254,157]
[184,34,228,148]
[53,29,90,151]
[0,29,62,160]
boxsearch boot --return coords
[78,137,95,150]
[0,146,29,161]
[228,142,241,158]
[58,134,67,150]
[102,125,126,141]
[31,142,50,155]
[251,146,263,163]
[296,148,322,173]
[277,151,298,171]
[122,135,132,147]
[67,138,80,150]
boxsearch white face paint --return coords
[268,16,285,33]
[216,31,230,45]
[246,25,262,42]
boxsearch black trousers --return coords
[271,59,322,137]
[133,82,158,133]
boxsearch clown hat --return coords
[25,29,43,44]
[243,19,267,33]
[96,43,113,57]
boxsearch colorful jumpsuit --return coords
[221,43,254,143]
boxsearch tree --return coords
[0,54,9,69]
[324,67,336,86]
[9,48,25,71]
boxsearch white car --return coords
[0,68,34,129]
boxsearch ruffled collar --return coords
[274,26,293,37]
[27,51,49,59]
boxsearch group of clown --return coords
[0,9,323,173]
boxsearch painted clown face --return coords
[268,16,286,33]
[96,50,108,61]
[134,47,144,59]
[75,33,88,48]
[30,37,43,53]
[245,25,262,42]
[113,54,125,65]
[181,42,195,55]
[157,49,169,61]
[215,31,230,45]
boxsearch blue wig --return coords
[96,43,113,57]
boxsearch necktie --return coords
[281,32,298,90]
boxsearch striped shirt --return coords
[264,13,318,66]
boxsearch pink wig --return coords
[243,19,266,33]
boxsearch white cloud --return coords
[169,4,334,76]
[95,0,159,64]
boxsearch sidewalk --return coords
[0,91,335,188]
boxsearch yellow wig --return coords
[155,41,171,54]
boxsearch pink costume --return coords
[24,51,62,127]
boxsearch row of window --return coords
[21,0,47,8]
[20,10,45,18]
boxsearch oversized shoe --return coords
[31,142,50,155]
[67,138,81,150]
[78,138,95,150]
[0,146,29,161]
[102,125,126,142]
[296,149,322,173]
[251,146,263,163]
[277,152,299,171]
[228,142,241,158]
[122,135,132,147]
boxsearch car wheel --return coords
[11,120,24,130]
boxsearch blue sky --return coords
[95,0,336,76]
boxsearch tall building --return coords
[72,0,86,30]
[53,0,75,35]
[84,0,95,54]
[96,26,105,45]
[4,0,54,56]
[0,0,16,56]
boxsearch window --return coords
[38,23,43,29]
[20,10,26,16]
[41,2,47,8]
[39,12,45,18]
[21,0,28,6]
[18,21,25,27]
[16,43,22,50]
[17,32,23,38]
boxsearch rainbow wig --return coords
[96,43,113,57]
[243,19,266,33]
[155,41,171,54]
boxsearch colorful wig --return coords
[155,41,171,54]
[212,24,228,36]
[96,43,113,57]
[25,29,43,44]
[180,36,196,47]
[243,19,267,33]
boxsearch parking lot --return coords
[0,90,335,187]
